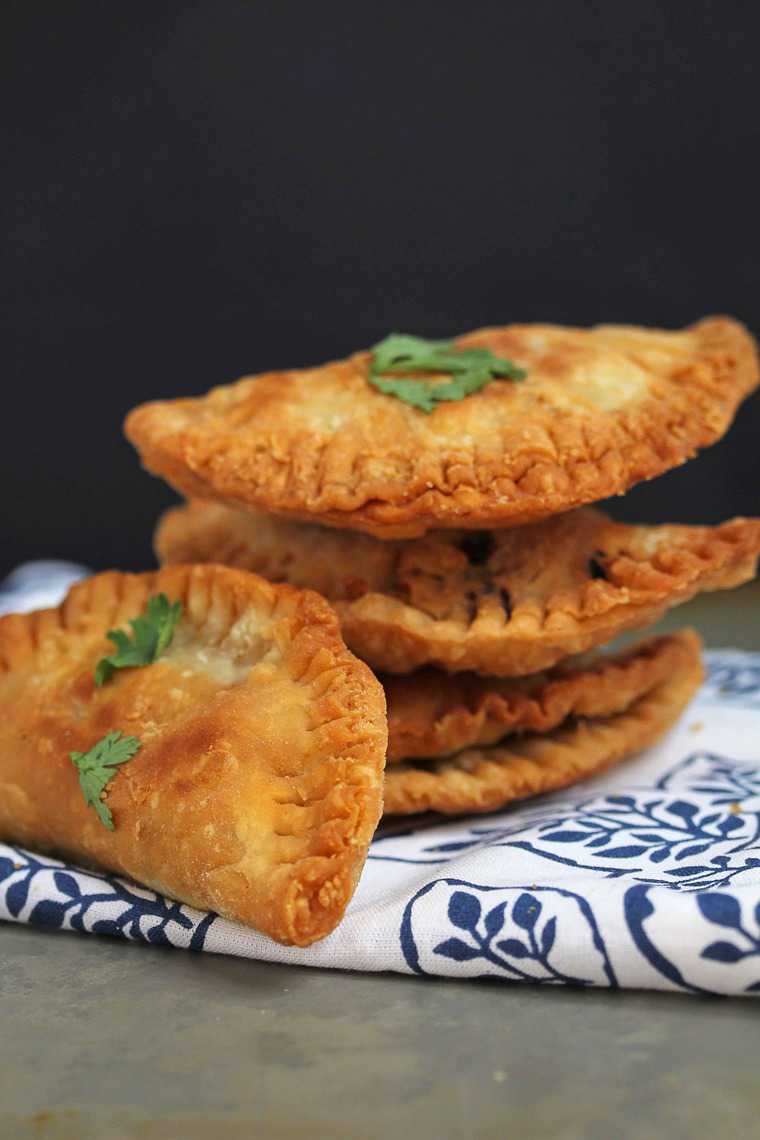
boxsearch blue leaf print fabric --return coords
[1,562,760,996]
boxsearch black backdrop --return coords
[3,1,760,578]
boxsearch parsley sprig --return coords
[95,594,182,687]
[368,333,526,413]
[70,731,142,830]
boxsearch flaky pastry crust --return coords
[384,630,698,762]
[156,501,760,676]
[383,638,703,814]
[0,565,387,945]
[126,318,758,538]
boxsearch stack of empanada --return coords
[129,316,760,815]
[2,316,759,946]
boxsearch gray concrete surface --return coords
[1,582,759,1140]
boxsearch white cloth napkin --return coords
[2,563,759,996]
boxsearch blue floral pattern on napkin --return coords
[1,562,759,996]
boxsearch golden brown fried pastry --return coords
[0,565,387,946]
[126,318,758,538]
[383,638,703,814]
[384,630,697,762]
[156,501,760,676]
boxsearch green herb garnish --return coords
[368,332,526,413]
[95,594,182,687]
[69,731,142,830]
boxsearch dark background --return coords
[3,1,759,578]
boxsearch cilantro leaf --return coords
[368,332,526,412]
[95,594,182,686]
[69,731,141,830]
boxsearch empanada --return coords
[156,501,760,676]
[384,630,697,762]
[0,565,387,946]
[383,638,703,814]
[126,317,758,538]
